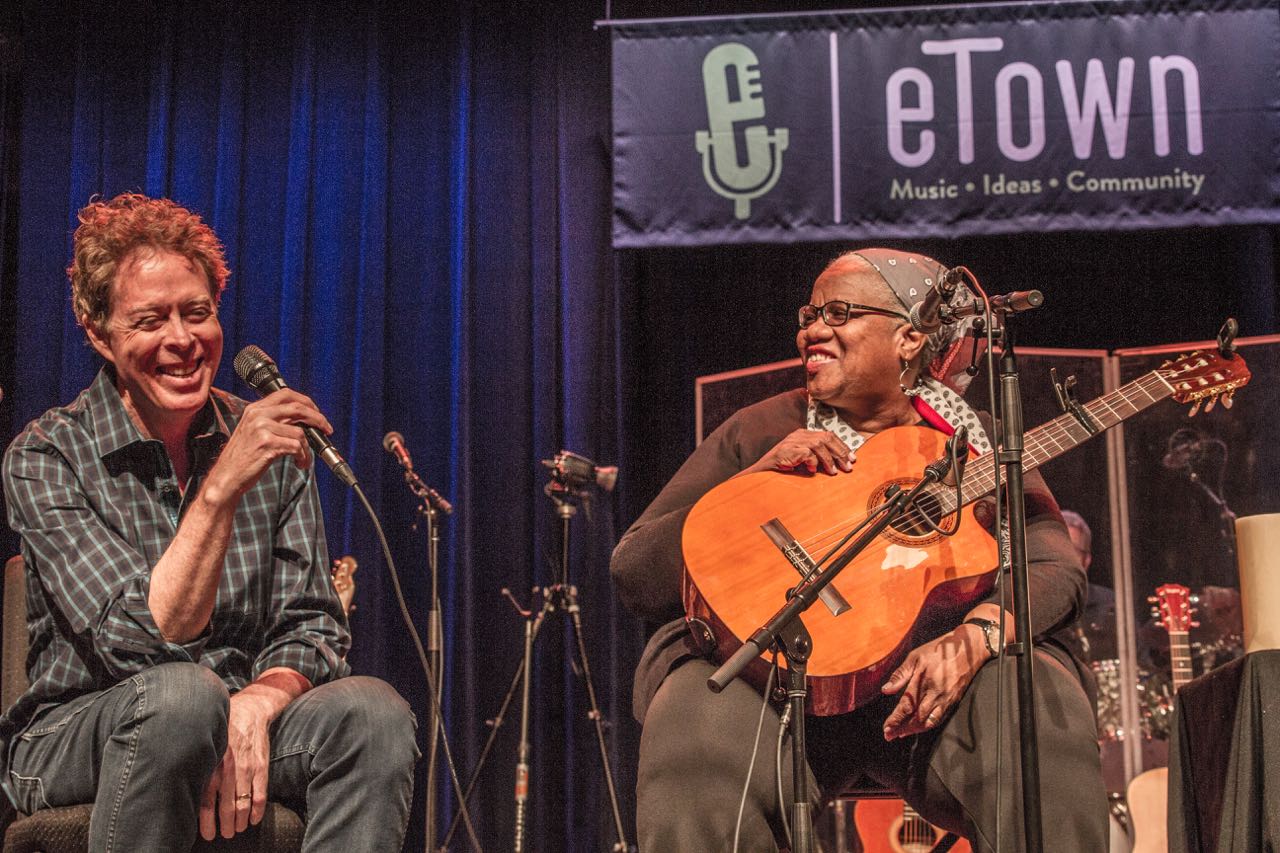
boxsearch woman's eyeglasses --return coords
[798,300,908,329]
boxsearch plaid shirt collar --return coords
[86,365,232,461]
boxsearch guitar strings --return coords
[780,370,1174,565]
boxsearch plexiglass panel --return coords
[1116,337,1280,760]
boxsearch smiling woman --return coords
[611,246,1108,853]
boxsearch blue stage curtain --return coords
[0,2,637,850]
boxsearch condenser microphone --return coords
[233,345,358,487]
[947,289,1044,321]
[949,425,969,483]
[382,431,414,471]
[908,267,964,334]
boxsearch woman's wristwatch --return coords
[963,617,1002,659]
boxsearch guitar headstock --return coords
[1159,349,1251,416]
[1149,583,1197,634]
[331,555,357,617]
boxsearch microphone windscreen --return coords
[233,345,278,392]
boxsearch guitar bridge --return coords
[760,518,852,617]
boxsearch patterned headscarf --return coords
[806,247,992,456]
[848,247,983,395]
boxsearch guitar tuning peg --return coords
[1191,620,1201,629]
[1146,595,1158,604]
[1204,395,1218,414]
[1222,390,1235,409]
[1187,399,1202,417]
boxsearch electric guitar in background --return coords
[1127,583,1195,853]
[854,799,971,853]
[331,555,357,618]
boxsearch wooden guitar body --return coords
[683,427,997,716]
[1126,767,1167,853]
[853,799,972,853]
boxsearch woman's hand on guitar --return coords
[879,626,990,740]
[741,429,852,476]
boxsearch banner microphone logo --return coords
[695,43,789,219]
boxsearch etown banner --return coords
[610,0,1280,248]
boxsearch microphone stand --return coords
[996,335,1043,853]
[709,457,957,853]
[439,475,630,853]
[402,468,446,852]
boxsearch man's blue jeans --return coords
[6,662,418,852]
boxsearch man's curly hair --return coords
[68,193,229,334]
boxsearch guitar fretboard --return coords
[1169,629,1193,692]
[936,369,1175,514]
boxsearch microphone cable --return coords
[732,660,779,853]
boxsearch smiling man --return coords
[1,194,416,851]
[611,248,1108,852]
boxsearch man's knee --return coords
[134,662,228,727]
[310,677,418,772]
[128,663,228,770]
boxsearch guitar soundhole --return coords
[871,478,953,546]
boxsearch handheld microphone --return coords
[908,267,964,334]
[947,289,1044,320]
[382,431,414,471]
[233,345,358,488]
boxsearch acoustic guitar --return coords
[854,799,971,853]
[682,349,1249,716]
[1127,583,1194,853]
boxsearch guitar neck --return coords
[953,369,1175,508]
[1169,629,1193,693]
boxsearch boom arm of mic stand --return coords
[708,474,937,693]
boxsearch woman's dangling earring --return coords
[899,359,921,397]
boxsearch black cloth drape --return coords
[1169,650,1280,853]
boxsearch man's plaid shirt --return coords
[1,366,351,749]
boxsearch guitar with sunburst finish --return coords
[331,555,357,618]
